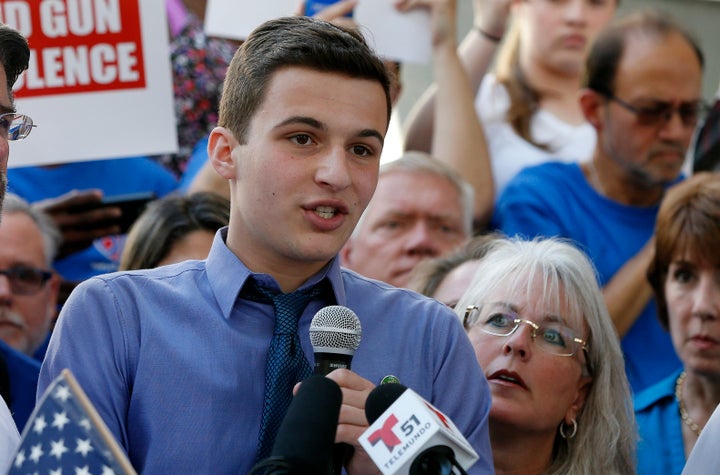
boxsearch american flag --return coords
[8,369,136,475]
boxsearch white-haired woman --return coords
[456,237,635,474]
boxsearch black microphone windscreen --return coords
[270,375,342,473]
[309,305,362,356]
[365,382,408,425]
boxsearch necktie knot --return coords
[246,282,323,335]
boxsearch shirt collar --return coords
[206,227,347,319]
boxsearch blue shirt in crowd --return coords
[635,369,686,475]
[40,229,494,474]
[494,161,681,392]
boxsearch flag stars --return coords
[75,438,93,457]
[49,438,68,459]
[52,411,70,431]
[32,415,48,434]
[28,444,44,463]
[50,469,62,475]
[79,418,91,431]
[14,449,26,467]
[101,466,116,475]
[54,384,71,402]
[75,465,91,475]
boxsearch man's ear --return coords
[579,88,604,132]
[208,127,238,180]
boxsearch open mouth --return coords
[313,206,337,219]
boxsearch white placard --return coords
[5,0,177,167]
[204,0,431,64]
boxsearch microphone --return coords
[249,374,342,475]
[309,305,362,375]
[359,383,479,475]
[309,306,362,474]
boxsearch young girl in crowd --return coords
[405,0,617,210]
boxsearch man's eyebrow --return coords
[274,116,325,131]
[358,128,384,145]
[273,116,384,144]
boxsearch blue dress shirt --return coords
[40,228,493,474]
[635,369,686,475]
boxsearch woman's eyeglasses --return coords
[463,304,589,358]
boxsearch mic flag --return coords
[250,374,342,475]
[359,384,479,475]
[309,305,362,375]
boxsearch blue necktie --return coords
[248,281,323,460]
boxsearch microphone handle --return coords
[330,443,353,475]
[312,352,354,474]
[313,352,353,375]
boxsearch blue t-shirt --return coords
[494,161,681,392]
[635,369,686,475]
[8,158,178,281]
[40,229,494,474]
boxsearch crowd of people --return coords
[0,0,717,474]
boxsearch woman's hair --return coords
[456,237,635,474]
[119,192,230,271]
[648,173,720,329]
[407,233,500,298]
[494,23,546,150]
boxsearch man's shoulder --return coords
[79,260,207,294]
[339,268,458,326]
[510,161,580,186]
[340,268,442,305]
[498,161,585,207]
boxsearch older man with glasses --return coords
[0,194,59,435]
[492,10,704,394]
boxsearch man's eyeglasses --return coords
[0,266,53,295]
[463,304,589,358]
[603,93,709,129]
[0,113,35,141]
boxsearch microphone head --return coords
[309,305,362,356]
[271,375,343,473]
[365,382,408,424]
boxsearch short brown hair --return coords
[585,9,703,96]
[218,16,391,144]
[648,173,720,329]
